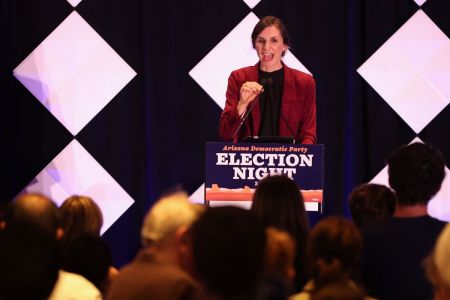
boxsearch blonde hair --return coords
[141,191,204,246]
[264,227,296,281]
[429,223,450,297]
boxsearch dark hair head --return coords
[251,175,309,254]
[348,183,396,228]
[251,175,309,291]
[0,224,60,299]
[12,193,60,235]
[307,216,362,288]
[191,206,266,299]
[388,142,445,205]
[251,16,290,56]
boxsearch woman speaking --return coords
[219,16,316,144]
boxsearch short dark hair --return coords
[251,16,290,56]
[388,142,445,205]
[191,206,266,299]
[348,183,396,228]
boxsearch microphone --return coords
[266,78,297,142]
[232,78,268,140]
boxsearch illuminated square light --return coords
[242,0,262,9]
[66,0,82,7]
[389,74,448,133]
[189,12,310,109]
[427,170,450,222]
[422,41,450,101]
[189,184,205,204]
[370,138,450,222]
[83,172,135,234]
[78,44,137,103]
[358,10,450,134]
[413,0,427,6]
[44,140,104,193]
[23,171,71,205]
[358,43,417,102]
[13,11,136,135]
[391,10,448,70]
[22,140,134,234]
[46,75,106,136]
[13,44,72,103]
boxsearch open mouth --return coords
[262,53,273,61]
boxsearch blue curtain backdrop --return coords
[1,0,449,266]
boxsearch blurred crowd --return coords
[0,142,448,300]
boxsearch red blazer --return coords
[218,63,317,144]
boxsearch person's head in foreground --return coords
[190,206,266,300]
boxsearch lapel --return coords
[280,63,294,134]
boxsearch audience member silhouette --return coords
[361,142,446,300]
[290,216,365,300]
[251,175,309,291]
[59,195,103,246]
[0,222,59,300]
[59,195,116,294]
[1,193,101,299]
[190,206,266,300]
[107,191,205,300]
[9,193,102,299]
[11,193,62,238]
[62,233,112,295]
[348,183,396,229]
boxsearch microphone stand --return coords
[232,95,259,140]
[267,83,297,143]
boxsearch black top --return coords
[361,215,445,300]
[258,67,284,137]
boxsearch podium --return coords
[205,142,324,212]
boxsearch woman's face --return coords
[254,25,288,72]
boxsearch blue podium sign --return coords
[205,142,324,212]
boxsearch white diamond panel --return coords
[13,11,137,135]
[66,0,82,7]
[358,10,450,133]
[23,140,134,234]
[242,0,262,9]
[413,0,427,6]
